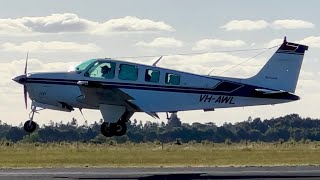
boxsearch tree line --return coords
[1,113,320,143]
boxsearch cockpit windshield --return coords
[74,59,96,73]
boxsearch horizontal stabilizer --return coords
[255,89,286,94]
[146,112,160,119]
[254,88,300,100]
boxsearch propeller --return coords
[12,52,29,109]
[23,52,28,109]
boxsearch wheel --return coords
[24,120,37,133]
[113,121,127,136]
[100,122,113,137]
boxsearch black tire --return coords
[24,120,37,133]
[100,122,113,137]
[113,121,127,136]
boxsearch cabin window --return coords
[145,69,160,83]
[165,73,180,85]
[119,64,138,81]
[85,61,116,79]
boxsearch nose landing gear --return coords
[24,120,37,133]
[23,106,43,133]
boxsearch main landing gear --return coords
[100,121,127,137]
[23,106,42,133]
[100,110,132,137]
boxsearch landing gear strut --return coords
[23,106,42,133]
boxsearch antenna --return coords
[207,68,215,76]
[152,56,163,66]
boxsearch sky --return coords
[1,0,320,126]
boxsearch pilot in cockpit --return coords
[101,65,112,79]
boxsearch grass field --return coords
[0,141,319,168]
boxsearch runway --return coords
[0,166,320,180]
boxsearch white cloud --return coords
[0,13,174,35]
[221,20,269,31]
[135,37,183,48]
[266,38,284,47]
[299,70,317,81]
[193,39,246,50]
[272,19,314,29]
[1,41,101,53]
[298,36,320,48]
[9,59,78,73]
[93,16,174,34]
[222,19,314,31]
[0,13,93,34]
[159,52,262,77]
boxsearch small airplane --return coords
[13,37,308,137]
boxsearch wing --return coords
[76,81,130,106]
[77,81,159,118]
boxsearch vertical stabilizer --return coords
[245,38,308,93]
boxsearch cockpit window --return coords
[85,61,116,79]
[74,59,96,73]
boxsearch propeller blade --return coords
[24,52,28,75]
[24,85,27,109]
[24,52,28,109]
